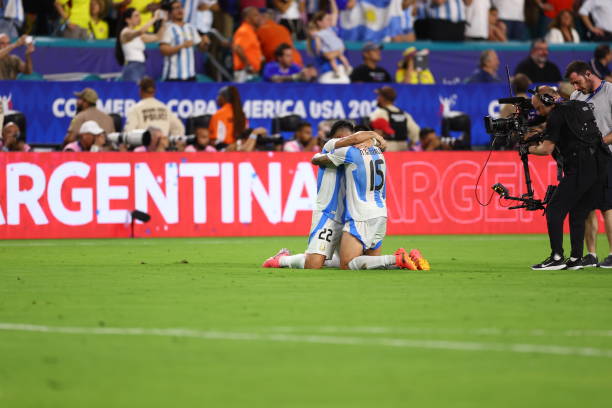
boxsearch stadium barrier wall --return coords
[3,81,512,146]
[17,38,593,85]
[0,151,565,240]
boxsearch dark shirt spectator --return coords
[514,39,562,83]
[350,42,392,83]
[464,49,501,83]
[590,44,612,82]
[263,43,316,82]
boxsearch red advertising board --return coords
[0,152,561,239]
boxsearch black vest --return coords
[381,106,408,142]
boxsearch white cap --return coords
[79,120,104,135]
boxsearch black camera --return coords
[484,97,534,148]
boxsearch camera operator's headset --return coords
[528,86,557,106]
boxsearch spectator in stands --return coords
[487,6,507,41]
[64,120,106,152]
[418,0,471,42]
[491,0,526,40]
[349,42,391,83]
[545,9,579,43]
[1,122,30,152]
[578,0,612,41]
[65,87,115,147]
[283,122,320,152]
[0,0,24,38]
[309,0,351,83]
[393,0,416,42]
[183,125,217,152]
[133,127,168,152]
[369,86,420,151]
[465,0,490,41]
[159,0,209,81]
[395,47,435,84]
[514,38,562,83]
[187,0,219,35]
[116,7,166,82]
[500,73,531,117]
[112,1,161,32]
[464,49,501,83]
[274,0,306,40]
[232,7,263,82]
[0,34,34,80]
[89,0,108,39]
[535,0,573,37]
[419,127,451,151]
[124,77,185,138]
[257,9,302,66]
[209,85,246,147]
[263,43,316,82]
[590,44,612,82]
[55,0,92,39]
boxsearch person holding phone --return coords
[0,34,34,80]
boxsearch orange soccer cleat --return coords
[409,249,430,271]
[262,248,291,268]
[394,248,417,270]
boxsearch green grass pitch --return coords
[1,234,612,407]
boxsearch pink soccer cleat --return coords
[394,248,417,270]
[262,248,291,268]
[409,249,430,271]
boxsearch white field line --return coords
[1,323,611,359]
[0,239,255,247]
[264,326,612,338]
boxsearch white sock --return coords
[348,255,397,270]
[324,253,340,268]
[553,254,562,261]
[280,254,305,269]
[570,257,578,262]
[589,252,597,257]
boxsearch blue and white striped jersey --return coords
[423,0,467,23]
[161,22,201,80]
[326,144,387,222]
[313,139,347,223]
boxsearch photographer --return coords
[526,86,610,270]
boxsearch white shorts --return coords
[306,211,343,260]
[343,217,387,251]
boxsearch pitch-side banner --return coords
[0,81,509,146]
[0,151,561,239]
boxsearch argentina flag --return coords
[339,0,404,42]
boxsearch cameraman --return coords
[526,86,610,270]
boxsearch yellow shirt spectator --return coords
[90,19,109,39]
[113,0,159,31]
[58,0,92,30]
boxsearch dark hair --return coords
[595,44,611,60]
[115,8,137,66]
[565,60,592,78]
[549,9,574,31]
[354,125,371,132]
[489,6,497,12]
[219,86,246,140]
[161,0,180,11]
[530,38,546,51]
[296,122,312,131]
[139,77,156,93]
[419,127,435,139]
[511,73,531,94]
[479,50,494,68]
[274,43,292,59]
[329,120,354,138]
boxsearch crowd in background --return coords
[0,1,610,84]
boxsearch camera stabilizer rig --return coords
[484,101,557,212]
[491,146,557,211]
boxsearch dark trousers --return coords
[546,150,608,258]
